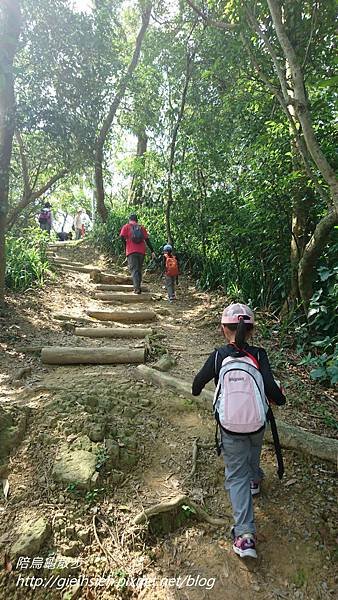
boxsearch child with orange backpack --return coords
[162,244,179,302]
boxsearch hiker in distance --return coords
[38,201,53,235]
[192,303,286,559]
[119,214,156,294]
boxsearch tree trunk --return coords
[94,4,152,222]
[266,0,338,309]
[129,129,148,205]
[298,208,338,307]
[165,51,194,245]
[0,0,21,303]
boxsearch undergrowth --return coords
[5,227,50,291]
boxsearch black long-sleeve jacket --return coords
[192,343,286,405]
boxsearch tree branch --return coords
[15,130,31,199]
[95,3,152,221]
[185,0,235,32]
[7,169,67,229]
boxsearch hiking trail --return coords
[0,240,336,600]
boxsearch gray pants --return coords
[127,252,145,292]
[221,428,265,537]
[165,275,176,300]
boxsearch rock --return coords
[119,448,138,468]
[87,423,105,442]
[62,584,81,600]
[153,353,176,372]
[105,439,120,468]
[85,396,98,409]
[76,528,91,544]
[91,471,100,486]
[72,435,92,452]
[110,470,125,485]
[59,541,82,557]
[52,447,98,490]
[11,517,51,558]
[13,367,32,381]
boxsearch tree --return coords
[0,0,21,304]
[185,0,338,309]
[94,2,152,222]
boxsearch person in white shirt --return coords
[74,208,84,239]
[81,211,92,233]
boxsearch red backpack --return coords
[165,253,179,277]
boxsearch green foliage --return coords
[5,227,50,291]
[297,244,338,386]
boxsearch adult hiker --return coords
[74,207,85,240]
[192,303,286,559]
[38,202,52,235]
[119,214,156,294]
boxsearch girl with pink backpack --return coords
[192,303,286,559]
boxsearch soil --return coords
[0,240,337,600]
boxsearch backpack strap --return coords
[215,421,222,456]
[267,407,284,479]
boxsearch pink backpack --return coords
[213,352,269,434]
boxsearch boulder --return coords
[11,517,51,558]
[52,447,98,490]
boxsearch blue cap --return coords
[163,244,172,252]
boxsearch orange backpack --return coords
[165,253,179,277]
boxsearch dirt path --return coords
[0,241,337,600]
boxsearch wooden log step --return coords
[41,346,145,365]
[135,366,338,465]
[95,284,149,292]
[74,327,152,338]
[86,310,157,323]
[60,265,100,274]
[53,313,97,324]
[52,258,84,267]
[95,292,154,303]
[90,271,133,285]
